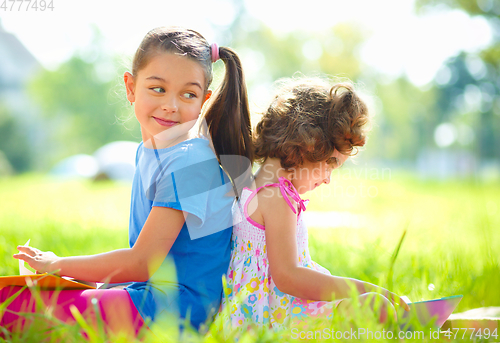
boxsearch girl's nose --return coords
[323,175,331,185]
[161,96,178,112]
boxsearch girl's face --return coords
[124,53,210,144]
[291,150,348,194]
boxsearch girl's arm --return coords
[261,188,408,309]
[14,206,184,283]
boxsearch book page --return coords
[19,239,35,275]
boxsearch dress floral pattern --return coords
[219,177,340,330]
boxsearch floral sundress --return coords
[219,177,341,330]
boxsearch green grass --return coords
[0,174,130,274]
[307,170,500,312]
[0,173,499,342]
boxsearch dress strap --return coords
[273,177,307,215]
[243,177,307,230]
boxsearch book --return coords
[0,273,96,290]
[0,239,96,290]
[399,295,463,330]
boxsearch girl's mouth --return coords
[153,117,178,127]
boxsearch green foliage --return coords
[416,0,499,17]
[413,0,500,158]
[230,21,366,85]
[481,44,500,67]
[226,20,447,162]
[0,104,32,172]
[432,52,500,158]
[367,78,438,160]
[27,37,139,166]
[225,7,500,165]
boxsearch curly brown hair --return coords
[253,77,370,170]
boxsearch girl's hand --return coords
[385,290,411,312]
[13,246,61,274]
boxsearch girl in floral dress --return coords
[220,77,410,330]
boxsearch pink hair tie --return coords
[211,43,219,63]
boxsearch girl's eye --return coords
[183,92,196,99]
[151,87,165,93]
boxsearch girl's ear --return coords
[124,72,136,103]
[203,90,212,105]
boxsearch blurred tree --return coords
[415,0,500,160]
[433,53,499,158]
[212,10,370,129]
[416,0,500,19]
[216,3,500,165]
[368,78,437,161]
[220,11,441,162]
[28,28,139,166]
[227,19,366,84]
[0,103,31,171]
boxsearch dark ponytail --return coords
[203,47,254,185]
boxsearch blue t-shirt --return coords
[125,137,233,329]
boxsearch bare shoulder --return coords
[258,186,298,226]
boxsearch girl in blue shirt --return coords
[5,27,253,336]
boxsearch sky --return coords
[0,0,493,86]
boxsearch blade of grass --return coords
[387,227,407,292]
